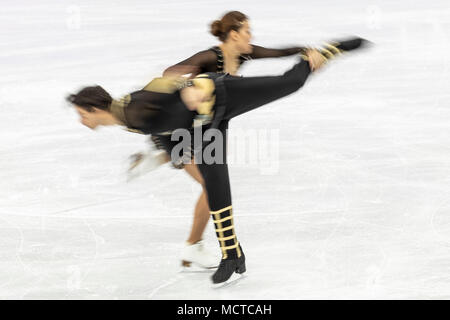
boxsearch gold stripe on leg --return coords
[215,225,235,233]
[217,234,236,241]
[211,205,242,259]
[223,241,240,251]
[213,211,227,259]
[215,215,233,224]
[210,205,232,215]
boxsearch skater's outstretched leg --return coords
[184,37,369,127]
[222,58,312,120]
[221,37,369,120]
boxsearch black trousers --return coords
[207,58,311,126]
[197,58,311,208]
[157,59,311,259]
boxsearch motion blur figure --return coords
[129,11,325,271]
[67,36,368,283]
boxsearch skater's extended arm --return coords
[245,44,304,59]
[163,50,218,78]
[162,44,305,78]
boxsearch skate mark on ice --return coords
[212,275,247,290]
[147,274,185,299]
[45,195,153,216]
[0,216,27,291]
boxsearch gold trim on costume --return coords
[223,242,240,251]
[143,77,178,93]
[126,128,145,134]
[215,215,233,224]
[211,205,242,258]
[210,205,232,215]
[212,205,232,259]
[217,234,236,241]
[215,211,227,259]
[215,225,234,233]
[109,94,131,126]
[196,74,211,78]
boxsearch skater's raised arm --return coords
[245,44,304,59]
[162,50,218,78]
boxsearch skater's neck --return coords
[108,100,128,127]
[110,115,124,126]
[97,112,123,127]
[98,110,125,127]
[219,42,240,60]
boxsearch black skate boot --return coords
[331,37,369,52]
[212,247,246,284]
[209,205,246,284]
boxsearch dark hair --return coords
[210,11,248,42]
[66,85,112,112]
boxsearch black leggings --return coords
[198,59,311,258]
[207,58,311,126]
[198,59,311,206]
[157,59,311,259]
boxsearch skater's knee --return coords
[283,62,309,90]
[281,76,306,94]
[199,178,206,189]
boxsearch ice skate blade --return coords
[211,273,246,289]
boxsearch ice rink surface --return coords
[1,0,450,299]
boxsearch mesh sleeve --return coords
[162,50,218,78]
[245,44,304,59]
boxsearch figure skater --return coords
[67,36,368,283]
[129,11,333,270]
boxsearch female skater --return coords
[67,36,367,283]
[130,11,320,270]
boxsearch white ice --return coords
[1,0,450,299]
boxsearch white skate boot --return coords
[126,150,167,181]
[181,240,219,269]
[126,135,170,182]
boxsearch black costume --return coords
[110,37,367,283]
[163,44,305,77]
[154,44,306,167]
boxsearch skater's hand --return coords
[307,49,326,71]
